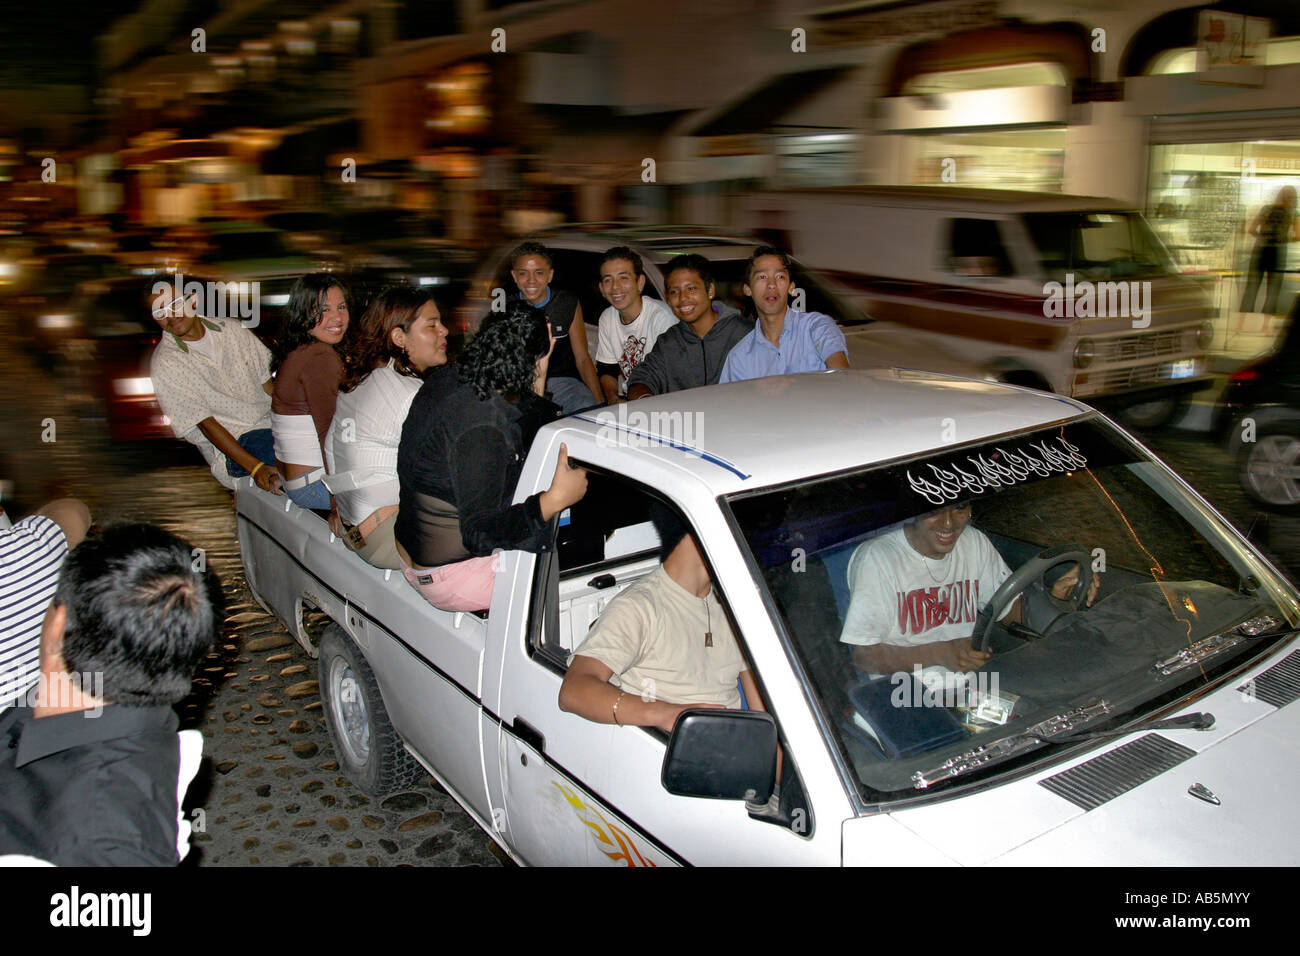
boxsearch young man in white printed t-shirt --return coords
[839,501,1014,683]
[593,247,677,404]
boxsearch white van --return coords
[744,187,1215,426]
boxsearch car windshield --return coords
[693,257,873,327]
[1023,211,1178,281]
[727,417,1299,804]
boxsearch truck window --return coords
[944,218,1013,278]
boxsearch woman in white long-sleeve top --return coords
[324,287,448,569]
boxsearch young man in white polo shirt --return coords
[149,284,283,494]
[594,247,677,404]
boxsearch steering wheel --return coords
[972,543,1093,653]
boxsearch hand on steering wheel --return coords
[972,543,1093,653]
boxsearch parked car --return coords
[1217,296,1300,512]
[237,369,1300,865]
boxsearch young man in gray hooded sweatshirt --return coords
[626,255,752,399]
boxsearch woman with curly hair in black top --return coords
[395,305,588,612]
[271,273,351,516]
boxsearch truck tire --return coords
[1238,426,1300,514]
[318,625,425,795]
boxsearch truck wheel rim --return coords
[329,657,371,764]
[1247,435,1300,505]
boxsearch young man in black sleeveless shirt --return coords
[508,241,602,413]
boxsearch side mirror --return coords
[661,709,777,802]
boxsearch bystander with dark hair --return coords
[0,523,223,866]
[1,497,91,713]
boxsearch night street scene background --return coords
[2,0,1300,878]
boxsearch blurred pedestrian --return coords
[1240,185,1299,315]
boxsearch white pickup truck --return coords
[236,370,1300,865]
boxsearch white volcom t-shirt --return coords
[839,524,1009,674]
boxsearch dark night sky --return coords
[0,1,143,88]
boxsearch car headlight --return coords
[0,261,16,278]
[113,377,154,396]
[37,314,75,330]
[417,275,447,286]
[1196,322,1214,350]
[1073,337,1095,369]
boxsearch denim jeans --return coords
[283,478,331,511]
[225,428,276,478]
[546,376,599,416]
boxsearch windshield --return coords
[1023,211,1177,281]
[727,418,1299,804]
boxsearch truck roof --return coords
[754,186,1132,214]
[558,369,1091,494]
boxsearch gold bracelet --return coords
[612,690,626,726]
[250,461,265,480]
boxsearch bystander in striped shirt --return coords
[0,516,67,711]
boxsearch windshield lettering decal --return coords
[907,437,1088,505]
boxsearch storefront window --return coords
[893,62,1068,192]
[1147,140,1300,317]
[907,128,1066,191]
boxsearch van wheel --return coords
[1238,428,1300,514]
[319,625,425,795]
[1118,396,1188,430]
[994,369,1052,393]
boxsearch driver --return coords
[839,501,1012,681]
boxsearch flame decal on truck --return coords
[553,781,656,867]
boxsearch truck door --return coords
[481,459,842,865]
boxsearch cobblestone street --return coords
[2,310,1297,868]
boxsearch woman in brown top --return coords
[271,274,350,515]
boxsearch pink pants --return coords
[400,553,499,612]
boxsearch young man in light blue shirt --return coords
[720,247,849,383]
